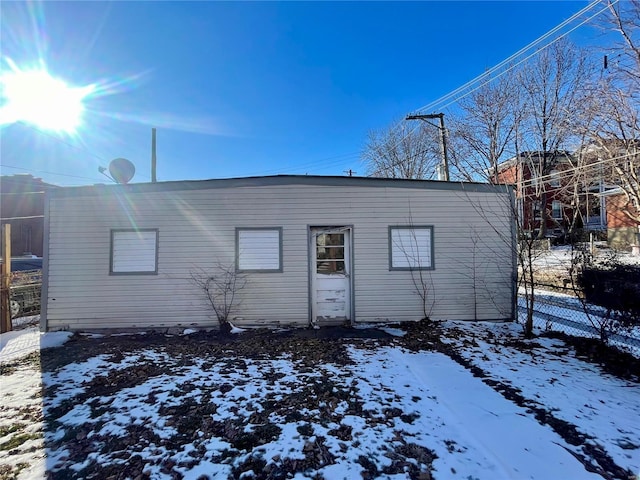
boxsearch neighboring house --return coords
[0,174,58,257]
[579,140,640,249]
[601,188,640,249]
[495,151,577,238]
[41,175,515,332]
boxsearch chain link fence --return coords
[518,284,640,355]
[0,270,42,322]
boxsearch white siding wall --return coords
[45,182,514,330]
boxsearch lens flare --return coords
[0,59,95,134]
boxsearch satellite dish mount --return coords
[108,158,136,184]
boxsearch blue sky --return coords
[0,1,602,186]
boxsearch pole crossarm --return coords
[405,113,450,181]
[406,113,443,121]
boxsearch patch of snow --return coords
[229,322,246,334]
[353,322,378,329]
[79,332,105,338]
[533,245,640,273]
[41,331,73,350]
[378,326,406,337]
[251,422,307,462]
[58,404,93,426]
[11,314,40,329]
[0,327,72,363]
[347,346,603,479]
[0,362,47,479]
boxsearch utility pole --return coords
[151,128,157,183]
[406,113,450,181]
[344,169,357,177]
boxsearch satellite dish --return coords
[109,158,135,184]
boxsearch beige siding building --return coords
[42,176,515,331]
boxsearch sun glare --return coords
[0,61,94,134]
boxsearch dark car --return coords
[7,257,43,272]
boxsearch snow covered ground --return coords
[1,321,638,479]
[442,321,639,477]
[532,244,640,272]
[0,316,72,363]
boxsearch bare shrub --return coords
[190,262,247,333]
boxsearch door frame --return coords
[308,225,354,326]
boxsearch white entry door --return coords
[311,227,351,325]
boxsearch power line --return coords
[8,122,151,182]
[508,150,638,189]
[140,2,628,187]
[17,122,110,165]
[0,215,45,221]
[0,191,46,195]
[0,164,105,183]
[364,1,614,177]
[415,0,613,114]
[435,1,615,113]
[246,151,361,177]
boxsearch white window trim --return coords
[551,201,563,220]
[110,229,158,275]
[236,227,283,273]
[389,226,434,271]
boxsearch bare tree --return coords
[600,0,640,89]
[190,262,247,333]
[584,1,640,226]
[517,38,591,238]
[448,70,521,183]
[518,230,547,337]
[363,121,442,179]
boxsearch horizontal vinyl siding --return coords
[45,184,513,330]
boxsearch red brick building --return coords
[494,151,577,238]
[602,189,640,249]
[0,174,58,257]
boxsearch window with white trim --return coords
[236,228,282,272]
[110,229,158,274]
[551,200,563,219]
[549,170,561,188]
[389,226,434,270]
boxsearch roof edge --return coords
[49,174,512,197]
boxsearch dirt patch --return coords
[40,327,394,373]
[542,331,640,382]
[40,325,439,479]
[0,352,40,376]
